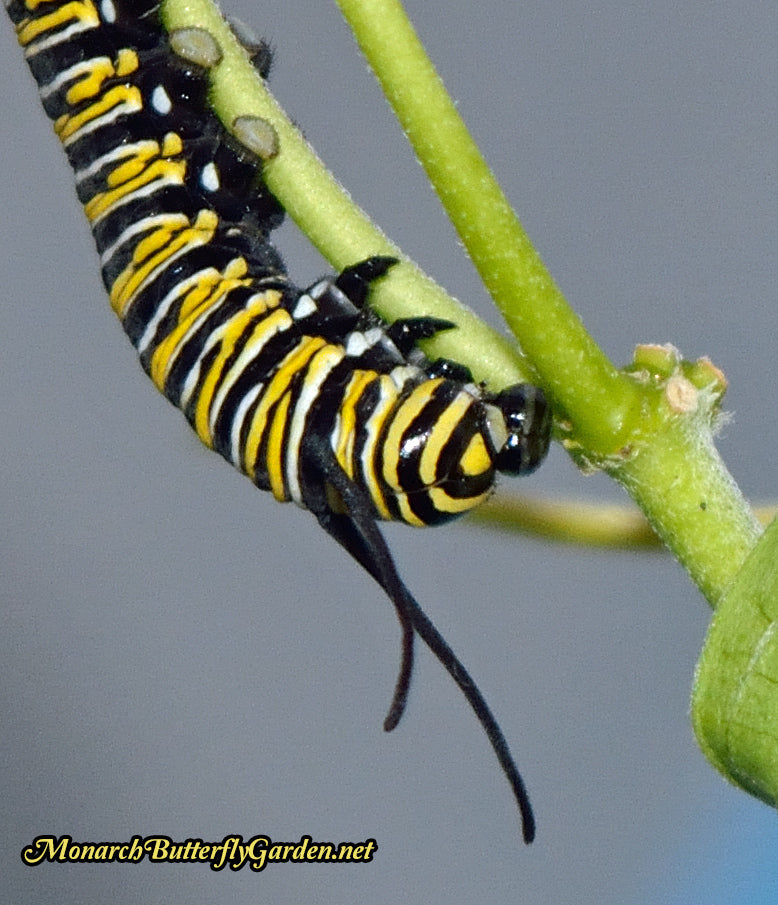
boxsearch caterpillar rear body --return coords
[5,0,552,843]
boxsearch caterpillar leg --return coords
[385,317,457,356]
[334,256,398,306]
[335,258,459,355]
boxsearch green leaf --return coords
[692,515,778,804]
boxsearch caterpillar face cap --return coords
[486,384,552,476]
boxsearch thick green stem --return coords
[613,406,761,605]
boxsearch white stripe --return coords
[344,331,368,357]
[99,212,187,270]
[357,375,399,498]
[389,364,421,388]
[291,292,316,320]
[136,267,217,355]
[117,235,210,323]
[88,169,184,226]
[24,17,98,58]
[100,0,116,24]
[39,57,106,100]
[230,384,264,470]
[176,300,235,407]
[150,85,172,115]
[177,286,277,408]
[307,279,331,300]
[285,347,345,505]
[200,162,220,192]
[207,308,291,439]
[60,94,142,149]
[76,139,157,185]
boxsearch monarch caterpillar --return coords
[5,0,551,842]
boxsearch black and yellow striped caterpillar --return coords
[6,0,551,842]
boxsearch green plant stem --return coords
[692,514,778,805]
[471,496,665,548]
[473,496,775,549]
[613,413,761,605]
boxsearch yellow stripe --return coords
[266,392,293,501]
[206,291,285,435]
[394,483,487,528]
[357,374,400,521]
[112,133,183,187]
[89,132,182,198]
[63,49,138,106]
[114,47,138,78]
[110,209,218,318]
[161,267,234,334]
[243,336,326,481]
[63,57,113,104]
[333,369,378,480]
[191,304,265,445]
[84,156,186,222]
[458,432,492,477]
[54,83,141,142]
[381,378,444,491]
[285,343,346,505]
[221,306,291,408]
[149,258,251,394]
[24,0,85,9]
[17,1,99,46]
[195,307,292,444]
[429,485,490,515]
[394,493,426,528]
[417,391,473,487]
[178,257,248,321]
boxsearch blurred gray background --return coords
[2,1,777,902]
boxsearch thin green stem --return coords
[470,496,665,549]
[473,495,775,549]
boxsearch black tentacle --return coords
[305,445,535,843]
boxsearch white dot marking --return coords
[151,85,172,116]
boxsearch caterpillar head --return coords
[485,384,552,477]
[381,380,551,527]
